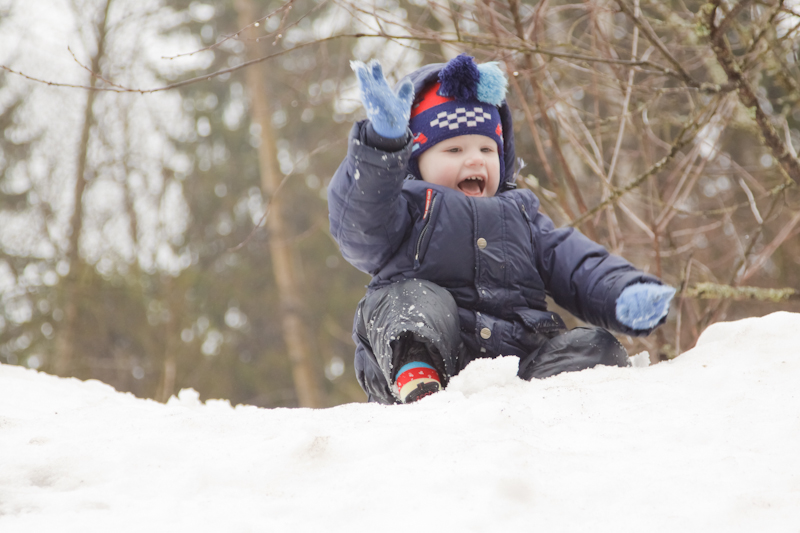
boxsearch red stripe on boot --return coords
[395,367,440,389]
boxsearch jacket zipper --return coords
[519,203,530,222]
[415,195,437,267]
[519,202,535,244]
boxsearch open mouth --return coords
[458,176,485,196]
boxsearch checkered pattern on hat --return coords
[430,107,494,130]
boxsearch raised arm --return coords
[327,61,416,275]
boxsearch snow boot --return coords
[393,336,442,403]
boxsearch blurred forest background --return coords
[1,0,798,407]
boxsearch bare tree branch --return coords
[685,282,798,302]
[706,0,800,185]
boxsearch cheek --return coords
[487,155,501,194]
[420,156,455,185]
[487,154,500,175]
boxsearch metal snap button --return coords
[477,238,487,249]
[480,327,492,339]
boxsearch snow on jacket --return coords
[328,62,664,368]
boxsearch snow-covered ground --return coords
[1,312,799,532]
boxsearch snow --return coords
[2,312,799,532]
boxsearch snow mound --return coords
[1,312,799,532]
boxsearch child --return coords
[328,55,675,404]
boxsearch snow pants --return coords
[353,279,629,404]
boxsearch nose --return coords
[465,150,485,167]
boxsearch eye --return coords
[446,147,461,153]
[481,146,495,153]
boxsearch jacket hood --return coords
[397,62,517,192]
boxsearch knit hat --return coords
[408,54,508,178]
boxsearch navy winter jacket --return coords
[328,63,663,377]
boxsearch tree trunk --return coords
[234,0,323,408]
[52,0,112,376]
[155,275,179,402]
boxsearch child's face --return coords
[417,134,500,198]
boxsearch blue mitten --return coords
[615,283,676,331]
[351,60,415,139]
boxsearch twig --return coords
[617,201,654,239]
[784,118,799,158]
[521,175,573,224]
[676,255,694,355]
[737,178,763,224]
[740,0,785,68]
[740,209,800,283]
[507,0,595,238]
[654,144,708,234]
[603,0,641,250]
[698,189,786,331]
[706,0,800,185]
[712,0,755,38]
[527,0,548,42]
[271,1,293,46]
[507,66,573,217]
[2,36,327,93]
[606,0,639,186]
[655,97,734,233]
[672,181,793,216]
[67,46,127,90]
[684,282,798,302]
[162,0,299,59]
[616,0,706,90]
[570,117,699,227]
[0,30,703,94]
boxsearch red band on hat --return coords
[410,83,452,118]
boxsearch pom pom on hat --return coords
[436,54,508,105]
[438,53,481,101]
[476,62,508,106]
